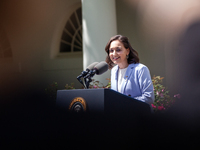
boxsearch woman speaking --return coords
[105,35,154,105]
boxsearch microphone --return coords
[83,61,108,89]
[93,61,109,75]
[84,61,108,78]
[77,61,108,89]
[77,62,99,87]
[86,62,99,72]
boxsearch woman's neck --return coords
[118,62,129,69]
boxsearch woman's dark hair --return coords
[105,35,139,69]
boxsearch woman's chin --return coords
[113,61,120,65]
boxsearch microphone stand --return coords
[77,70,89,89]
[84,77,91,89]
[77,69,96,89]
[83,69,96,89]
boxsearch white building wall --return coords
[82,0,117,86]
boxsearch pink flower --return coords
[156,91,164,98]
[151,104,157,108]
[160,93,164,98]
[174,94,181,99]
[162,89,164,92]
[158,106,165,110]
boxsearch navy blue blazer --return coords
[111,63,154,105]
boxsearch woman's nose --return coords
[113,50,117,56]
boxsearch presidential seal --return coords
[69,97,87,113]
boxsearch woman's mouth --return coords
[113,57,120,61]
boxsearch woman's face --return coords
[109,40,130,68]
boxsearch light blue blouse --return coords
[111,63,154,105]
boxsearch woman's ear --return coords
[127,48,130,55]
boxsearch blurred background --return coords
[1,0,200,102]
[0,0,200,147]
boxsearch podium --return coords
[56,88,151,115]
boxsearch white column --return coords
[82,0,117,86]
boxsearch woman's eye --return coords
[116,48,121,52]
[109,49,113,53]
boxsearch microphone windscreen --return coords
[86,62,99,70]
[94,61,108,75]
